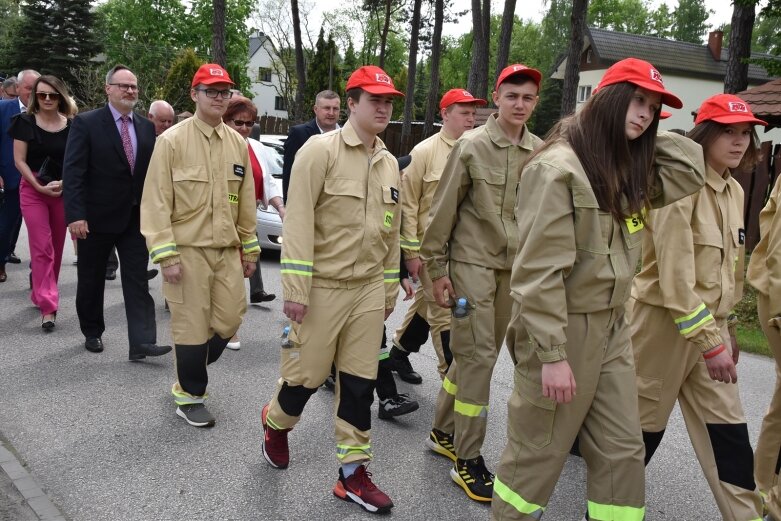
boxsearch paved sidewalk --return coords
[0,436,64,521]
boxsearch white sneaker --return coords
[226,340,241,350]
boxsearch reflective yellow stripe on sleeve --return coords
[493,477,544,519]
[587,501,645,521]
[400,236,421,251]
[674,303,714,336]
[242,238,260,254]
[384,268,400,284]
[280,258,313,277]
[149,242,177,263]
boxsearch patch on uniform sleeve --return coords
[228,193,239,204]
[390,187,399,203]
[738,228,745,245]
[233,164,245,177]
[625,213,644,234]
[384,211,394,228]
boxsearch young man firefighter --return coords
[390,88,487,384]
[259,65,403,515]
[140,64,260,428]
[420,64,543,502]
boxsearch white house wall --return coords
[248,41,288,119]
[575,69,781,144]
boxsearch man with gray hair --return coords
[281,89,340,201]
[63,64,170,360]
[0,69,39,282]
[147,99,175,137]
[1,77,17,99]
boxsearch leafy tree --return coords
[160,48,204,114]
[588,0,650,34]
[305,27,342,103]
[671,0,712,43]
[648,2,674,38]
[0,0,22,71]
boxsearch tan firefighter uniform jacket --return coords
[633,165,745,351]
[400,130,456,260]
[511,132,706,363]
[748,175,781,326]
[280,119,401,309]
[421,114,543,279]
[141,116,260,266]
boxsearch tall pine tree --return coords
[305,27,342,104]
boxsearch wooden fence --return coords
[734,141,781,250]
[379,122,442,157]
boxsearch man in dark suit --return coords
[0,69,39,283]
[281,89,340,202]
[63,64,170,360]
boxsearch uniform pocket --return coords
[692,223,723,284]
[321,177,365,228]
[172,166,209,218]
[381,185,398,232]
[513,374,557,449]
[450,312,477,359]
[471,169,505,215]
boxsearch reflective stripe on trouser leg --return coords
[433,359,457,434]
[756,293,781,495]
[449,261,511,460]
[333,282,384,464]
[768,484,781,521]
[494,307,645,521]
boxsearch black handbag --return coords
[37,156,62,185]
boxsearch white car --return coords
[256,135,286,251]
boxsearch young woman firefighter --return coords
[491,58,707,521]
[630,93,766,521]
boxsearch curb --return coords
[0,438,66,521]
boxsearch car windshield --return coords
[260,141,284,178]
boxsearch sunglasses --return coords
[231,120,255,128]
[36,92,60,101]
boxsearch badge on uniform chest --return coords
[233,164,245,177]
[739,228,745,245]
[390,187,399,203]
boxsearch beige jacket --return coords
[400,131,457,259]
[632,165,744,350]
[421,114,543,279]
[748,174,781,324]
[511,132,706,363]
[280,120,401,308]
[141,116,259,266]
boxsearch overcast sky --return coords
[309,0,752,40]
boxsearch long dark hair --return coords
[534,82,660,222]
[687,120,760,173]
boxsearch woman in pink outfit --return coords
[9,75,77,330]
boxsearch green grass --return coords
[734,261,772,357]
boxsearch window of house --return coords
[274,96,287,111]
[578,85,592,103]
[586,49,593,64]
[258,67,272,82]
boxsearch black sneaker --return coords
[176,403,216,428]
[426,428,456,462]
[378,393,419,419]
[450,455,494,502]
[250,291,276,303]
[6,252,20,264]
[389,346,422,384]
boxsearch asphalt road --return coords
[0,227,776,521]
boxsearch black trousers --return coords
[75,209,156,347]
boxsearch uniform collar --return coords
[339,119,386,153]
[705,164,729,193]
[484,113,534,151]
[193,115,226,139]
[438,130,457,147]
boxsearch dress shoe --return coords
[85,337,104,352]
[250,290,276,303]
[6,252,20,264]
[41,312,56,331]
[147,269,158,280]
[129,343,172,361]
[0,267,6,283]
[105,269,116,280]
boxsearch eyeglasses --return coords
[36,92,60,101]
[195,88,233,99]
[109,83,140,92]
[231,119,255,128]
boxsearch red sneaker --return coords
[261,403,290,469]
[333,465,394,514]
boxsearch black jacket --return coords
[281,118,320,202]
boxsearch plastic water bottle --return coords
[452,297,470,318]
[281,325,292,348]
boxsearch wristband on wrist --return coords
[703,344,726,360]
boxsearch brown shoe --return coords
[0,267,6,283]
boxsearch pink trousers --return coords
[19,179,66,316]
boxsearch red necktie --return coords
[120,115,135,174]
